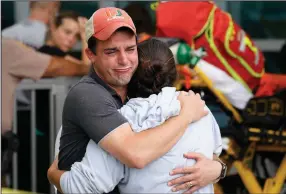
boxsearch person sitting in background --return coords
[38,11,90,65]
[2,1,60,49]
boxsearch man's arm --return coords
[167,153,222,193]
[98,91,208,169]
[168,153,223,193]
[100,117,188,169]
[71,85,207,169]
[3,38,89,80]
[42,56,90,77]
[48,160,106,194]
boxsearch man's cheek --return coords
[133,57,139,68]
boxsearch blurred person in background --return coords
[2,1,60,49]
[124,3,155,35]
[35,11,88,192]
[124,3,155,42]
[38,11,90,65]
[1,37,89,183]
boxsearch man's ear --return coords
[85,48,96,63]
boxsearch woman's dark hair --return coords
[128,38,177,98]
[54,11,80,28]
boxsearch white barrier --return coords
[12,77,81,193]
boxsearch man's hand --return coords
[47,156,59,181]
[177,90,208,123]
[168,152,222,193]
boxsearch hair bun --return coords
[127,38,177,98]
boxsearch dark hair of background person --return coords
[128,38,177,98]
[124,3,155,35]
[54,10,79,28]
[29,1,60,10]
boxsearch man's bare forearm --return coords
[125,114,189,168]
[47,166,65,193]
[43,57,90,77]
[101,91,207,168]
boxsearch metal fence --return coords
[11,77,80,194]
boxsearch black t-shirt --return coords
[38,45,67,57]
[58,67,127,194]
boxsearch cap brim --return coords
[93,22,136,41]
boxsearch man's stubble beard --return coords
[93,61,138,87]
[111,70,135,87]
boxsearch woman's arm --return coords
[64,55,86,65]
[49,139,125,194]
[48,160,97,194]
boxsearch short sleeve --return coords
[65,83,128,143]
[2,38,51,81]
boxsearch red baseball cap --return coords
[85,7,136,41]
